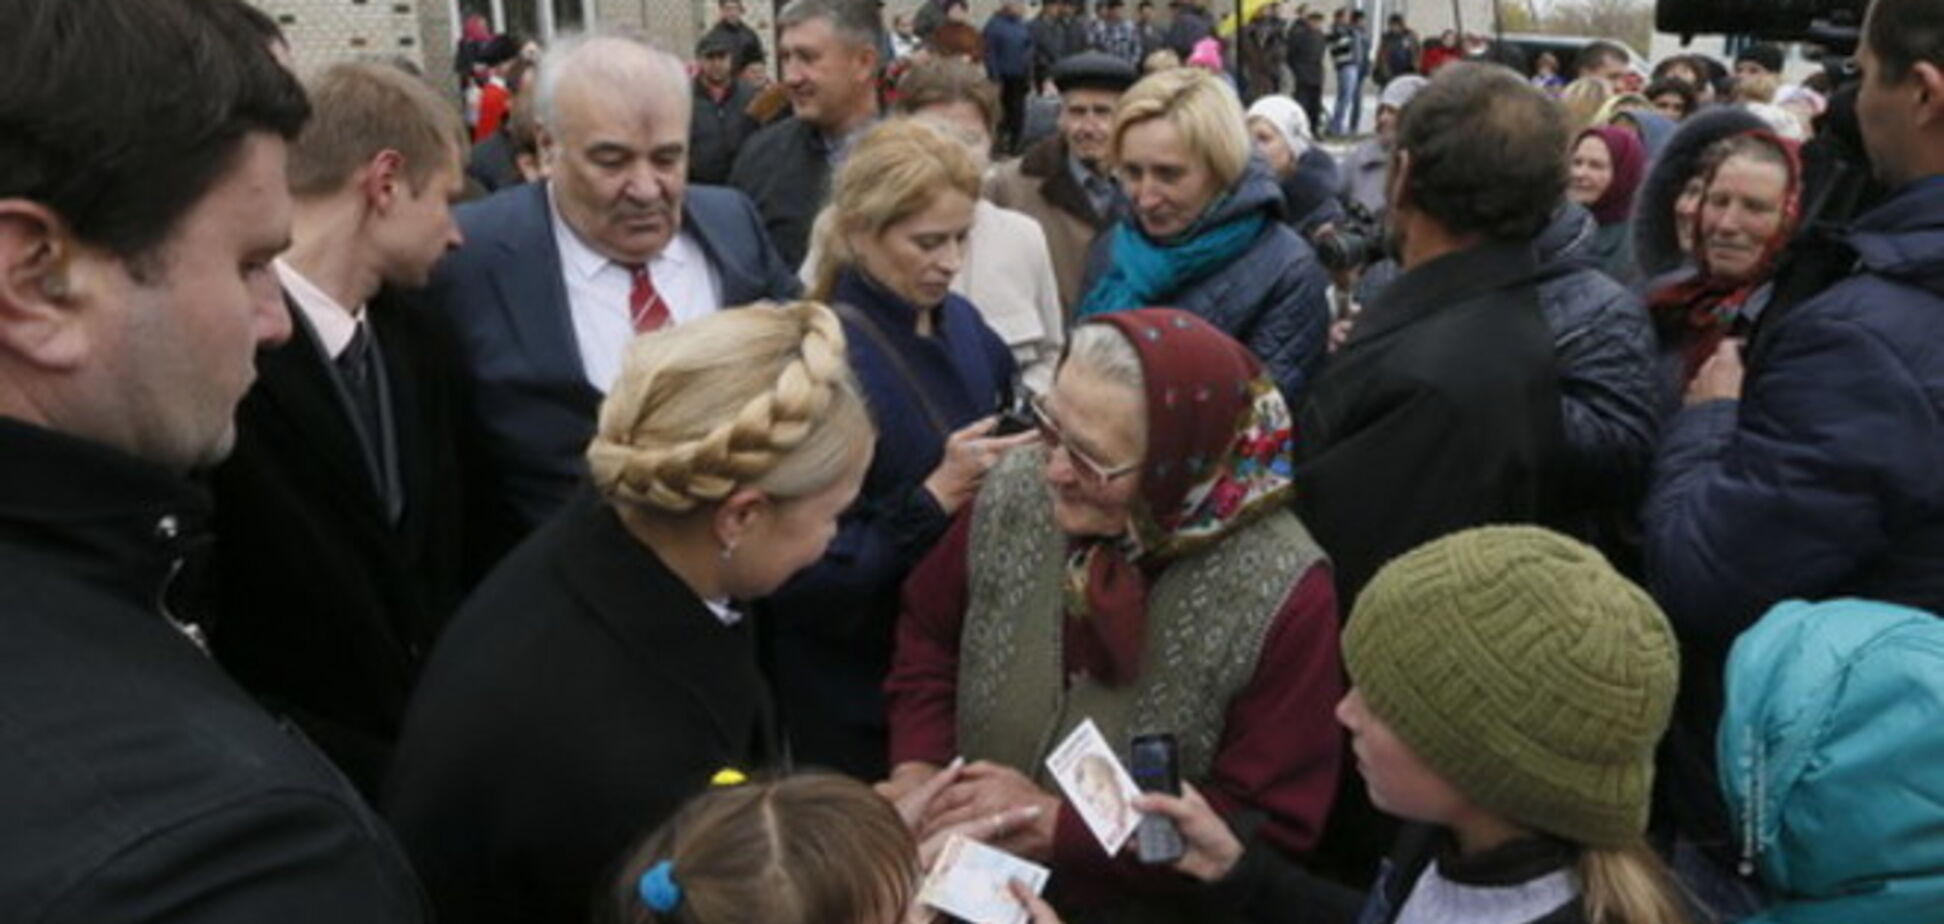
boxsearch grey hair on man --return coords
[778,0,885,51]
[533,29,688,132]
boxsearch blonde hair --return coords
[805,119,981,301]
[288,61,465,197]
[586,302,872,516]
[1577,844,1693,924]
[609,774,917,924]
[1110,67,1252,193]
[1559,76,1612,134]
[1142,49,1182,73]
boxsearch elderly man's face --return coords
[545,70,690,264]
[1059,87,1121,165]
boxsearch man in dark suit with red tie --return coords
[204,61,474,800]
[430,32,801,547]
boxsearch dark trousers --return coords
[999,75,1030,155]
[1295,81,1325,137]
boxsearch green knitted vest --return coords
[956,448,1326,784]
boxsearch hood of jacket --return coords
[1632,106,1768,281]
[1847,177,1944,299]
[1720,598,1944,924]
[1196,157,1287,230]
[1534,201,1600,271]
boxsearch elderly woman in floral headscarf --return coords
[1648,130,1802,408]
[884,309,1342,919]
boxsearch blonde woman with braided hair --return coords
[386,302,874,924]
[775,117,1033,782]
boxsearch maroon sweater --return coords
[887,508,1345,907]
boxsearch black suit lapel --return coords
[252,297,394,527]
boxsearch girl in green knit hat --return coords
[1120,525,1695,924]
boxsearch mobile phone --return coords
[992,395,1036,437]
[1129,733,1184,865]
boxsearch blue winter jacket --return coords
[1080,161,1332,406]
[983,12,1032,80]
[1647,176,1944,648]
[1719,598,1944,924]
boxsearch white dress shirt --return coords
[549,186,724,393]
[275,259,363,358]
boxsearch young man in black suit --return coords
[205,61,473,801]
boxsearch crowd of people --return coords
[3,0,1944,923]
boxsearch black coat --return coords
[203,288,470,800]
[1294,241,1564,603]
[689,77,759,186]
[385,491,776,924]
[1286,20,1327,87]
[0,420,425,922]
[1204,824,1584,924]
[728,116,833,270]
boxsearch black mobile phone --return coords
[1129,733,1184,865]
[992,393,1036,437]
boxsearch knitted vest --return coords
[957,448,1325,783]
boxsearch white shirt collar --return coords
[274,258,363,358]
[702,597,742,627]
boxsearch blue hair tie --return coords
[638,860,682,913]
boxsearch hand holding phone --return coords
[1128,733,1184,865]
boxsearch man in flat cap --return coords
[985,51,1139,314]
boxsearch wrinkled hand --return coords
[921,761,1061,861]
[924,417,1041,515]
[880,758,962,831]
[916,802,1048,870]
[1686,338,1746,406]
[1132,784,1244,883]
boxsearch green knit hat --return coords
[1343,526,1679,847]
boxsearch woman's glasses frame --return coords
[1030,392,1139,486]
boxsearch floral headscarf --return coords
[1061,309,1295,685]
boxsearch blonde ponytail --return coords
[1578,844,1693,924]
[586,301,871,516]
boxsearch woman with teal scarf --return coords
[1076,67,1331,405]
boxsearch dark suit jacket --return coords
[204,287,469,801]
[428,182,800,548]
[384,491,776,924]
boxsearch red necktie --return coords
[628,264,671,333]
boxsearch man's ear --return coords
[0,201,91,370]
[1914,61,1944,130]
[1385,148,1412,213]
[362,149,408,213]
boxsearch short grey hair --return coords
[534,30,688,132]
[1063,323,1144,393]
[778,0,884,53]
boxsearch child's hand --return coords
[1131,783,1245,883]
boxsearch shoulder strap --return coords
[830,301,953,440]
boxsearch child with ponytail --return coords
[1135,526,1694,924]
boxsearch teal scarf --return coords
[1076,204,1266,318]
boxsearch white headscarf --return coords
[1246,95,1312,163]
